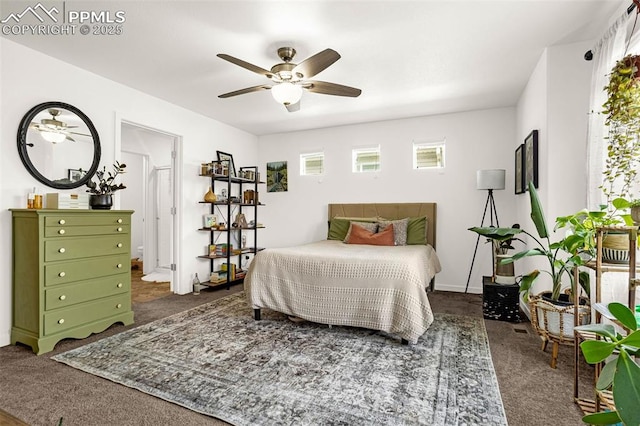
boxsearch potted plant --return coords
[469,182,591,367]
[601,54,640,206]
[85,161,127,210]
[575,302,640,425]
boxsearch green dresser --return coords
[10,209,135,355]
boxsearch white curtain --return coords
[586,11,640,313]
[586,11,633,209]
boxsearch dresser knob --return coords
[117,227,123,232]
[58,248,66,253]
[58,229,65,235]
[58,319,65,324]
[59,295,66,301]
[117,243,123,248]
[117,283,123,288]
[59,219,66,225]
[117,218,123,223]
[116,303,122,309]
[58,272,66,277]
[117,263,123,269]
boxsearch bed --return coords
[244,203,441,343]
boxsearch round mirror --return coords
[17,101,101,190]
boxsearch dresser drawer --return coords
[44,293,131,335]
[45,235,130,262]
[45,274,130,310]
[45,214,130,227]
[44,254,130,286]
[45,224,130,238]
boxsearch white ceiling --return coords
[2,1,626,135]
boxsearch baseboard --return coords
[0,330,10,348]
[433,282,483,294]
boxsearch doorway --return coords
[120,122,178,295]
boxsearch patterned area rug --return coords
[53,292,507,425]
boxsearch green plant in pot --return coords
[86,161,127,210]
[469,182,591,367]
[575,302,640,425]
[601,54,640,207]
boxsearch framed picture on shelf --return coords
[216,151,236,178]
[514,144,525,194]
[203,214,217,228]
[524,130,539,190]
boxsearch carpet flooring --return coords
[0,286,594,425]
[52,292,507,426]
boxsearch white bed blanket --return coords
[245,240,442,343]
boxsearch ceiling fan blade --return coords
[304,80,362,97]
[218,85,272,98]
[292,49,340,79]
[285,101,300,113]
[65,136,76,142]
[67,131,91,137]
[217,54,274,78]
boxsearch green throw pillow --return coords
[406,216,428,245]
[327,217,378,241]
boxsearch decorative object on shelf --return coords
[216,151,236,178]
[203,186,217,203]
[464,169,505,292]
[524,130,538,189]
[234,213,248,228]
[192,273,201,295]
[85,161,127,210]
[243,189,257,204]
[203,214,217,228]
[575,302,640,426]
[514,144,525,194]
[267,161,288,192]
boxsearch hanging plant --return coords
[600,53,640,204]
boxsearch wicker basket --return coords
[529,293,590,343]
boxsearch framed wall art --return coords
[524,130,538,190]
[514,144,525,194]
[266,161,288,192]
[216,151,236,178]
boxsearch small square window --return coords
[353,146,380,173]
[300,152,324,175]
[413,141,445,169]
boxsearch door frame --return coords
[115,116,182,293]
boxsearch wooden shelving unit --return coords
[574,226,638,414]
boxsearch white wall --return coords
[0,39,258,347]
[515,41,593,302]
[257,107,518,293]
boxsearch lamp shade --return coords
[476,169,505,190]
[41,130,66,144]
[271,82,303,105]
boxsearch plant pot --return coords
[631,205,640,225]
[89,194,113,210]
[602,232,630,264]
[530,292,590,341]
[494,254,516,285]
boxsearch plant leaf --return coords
[528,182,549,239]
[582,410,622,424]
[596,358,616,390]
[575,323,617,340]
[467,227,522,241]
[613,351,640,426]
[620,330,640,349]
[609,302,638,331]
[580,340,617,363]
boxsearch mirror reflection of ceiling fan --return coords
[217,47,362,112]
[29,108,90,143]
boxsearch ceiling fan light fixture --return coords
[41,130,66,143]
[271,82,303,105]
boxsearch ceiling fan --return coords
[217,47,362,112]
[29,108,90,143]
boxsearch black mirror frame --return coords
[17,101,101,190]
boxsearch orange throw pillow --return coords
[345,223,395,246]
